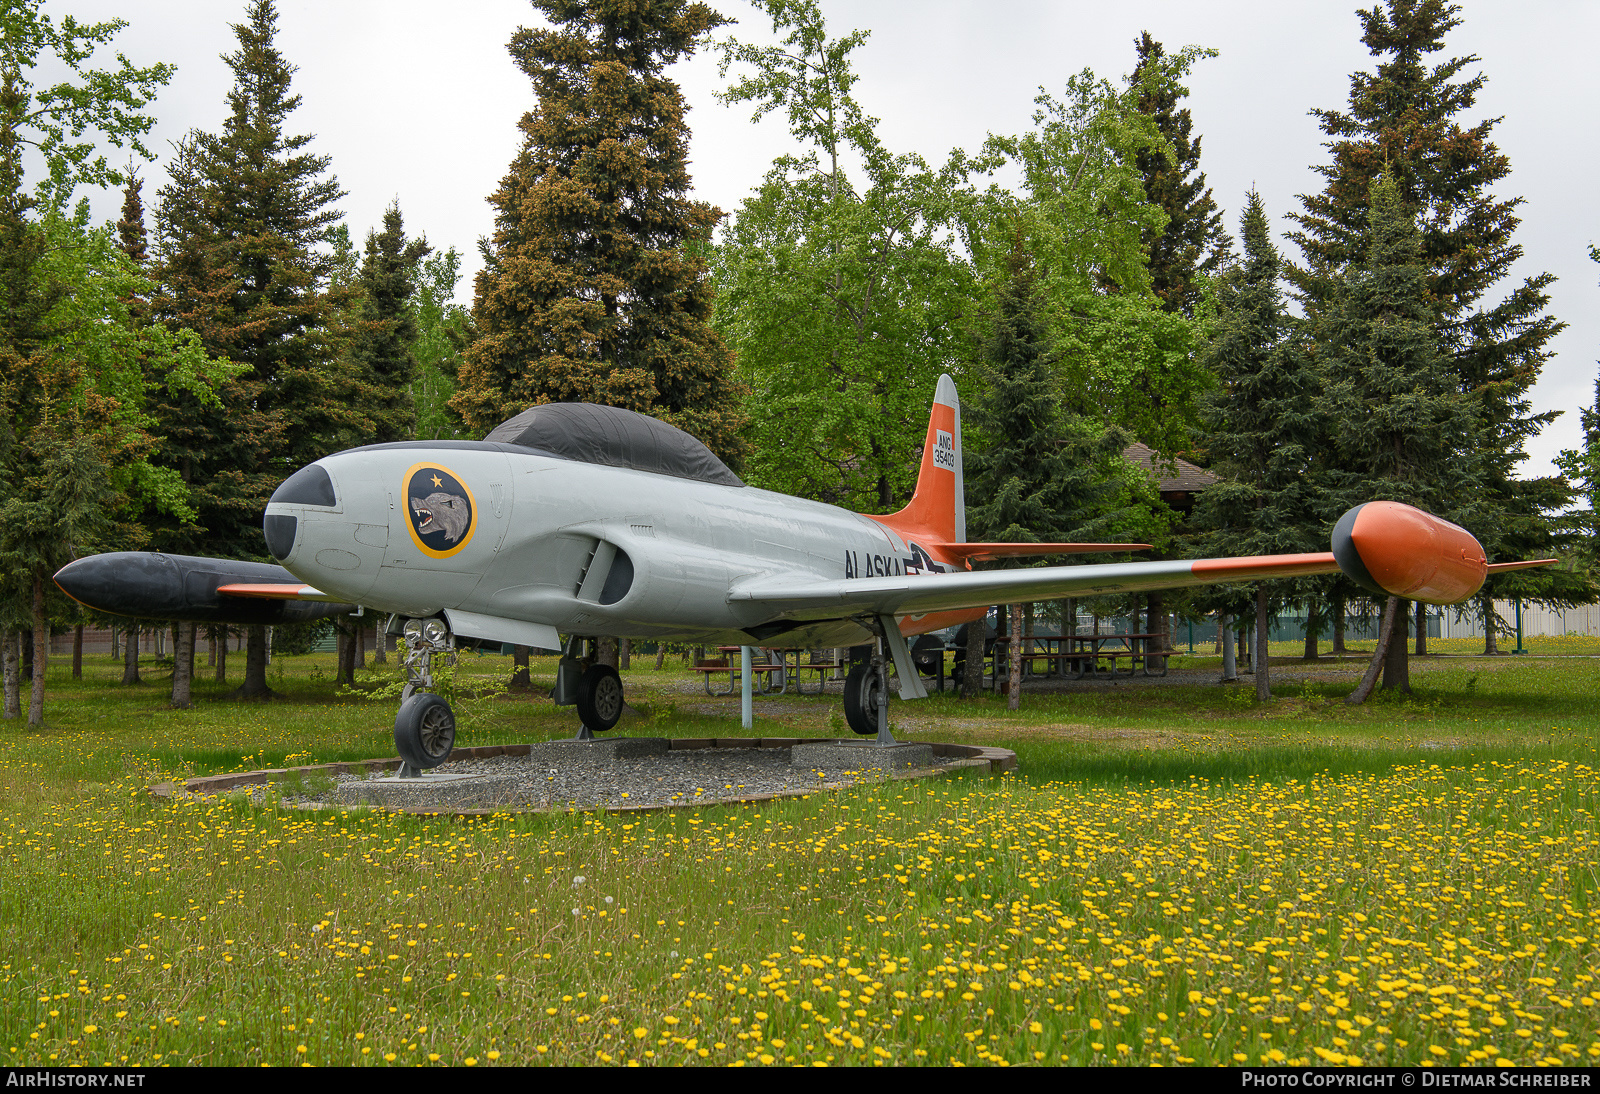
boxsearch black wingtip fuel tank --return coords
[54,553,353,625]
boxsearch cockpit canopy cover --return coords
[485,402,744,488]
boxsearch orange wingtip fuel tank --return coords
[1332,501,1488,605]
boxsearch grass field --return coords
[2,643,1596,1067]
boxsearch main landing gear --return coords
[841,615,928,743]
[390,624,624,773]
[842,659,887,738]
[394,617,457,777]
[553,636,624,738]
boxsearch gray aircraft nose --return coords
[263,465,337,560]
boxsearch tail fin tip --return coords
[870,373,965,544]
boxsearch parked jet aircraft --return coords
[56,375,1551,773]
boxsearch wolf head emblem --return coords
[410,491,471,543]
[403,464,476,556]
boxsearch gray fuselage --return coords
[264,442,932,649]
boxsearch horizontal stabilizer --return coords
[1484,559,1559,574]
[933,542,1150,563]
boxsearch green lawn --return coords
[2,646,1595,1066]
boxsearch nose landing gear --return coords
[395,691,456,773]
[394,617,456,777]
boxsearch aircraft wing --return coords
[730,553,1342,622]
[734,500,1561,623]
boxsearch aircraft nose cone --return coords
[54,553,183,617]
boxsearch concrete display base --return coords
[335,770,523,810]
[791,739,935,771]
[523,737,668,763]
[152,738,1016,814]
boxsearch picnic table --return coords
[696,647,788,696]
[1060,632,1167,678]
[986,632,1169,682]
[772,649,846,695]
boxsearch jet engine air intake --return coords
[575,540,634,605]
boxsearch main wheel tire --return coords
[575,664,625,732]
[842,663,883,736]
[395,692,456,769]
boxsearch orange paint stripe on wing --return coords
[1191,553,1341,581]
[216,583,322,600]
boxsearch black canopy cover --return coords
[485,403,744,488]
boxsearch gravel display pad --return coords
[158,739,1017,815]
[331,744,944,811]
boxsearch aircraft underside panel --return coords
[441,608,561,653]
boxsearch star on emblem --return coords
[431,474,442,487]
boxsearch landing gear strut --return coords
[840,615,931,743]
[394,617,456,777]
[554,636,624,738]
[842,618,898,744]
[842,661,886,737]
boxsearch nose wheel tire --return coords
[576,664,625,732]
[395,692,457,769]
[842,663,884,736]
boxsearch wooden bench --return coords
[784,654,844,695]
[1070,647,1168,678]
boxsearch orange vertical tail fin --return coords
[868,374,964,544]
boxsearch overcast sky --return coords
[41,0,1600,478]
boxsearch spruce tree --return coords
[1129,32,1231,317]
[150,0,352,697]
[1318,174,1481,697]
[967,253,1146,549]
[453,0,746,468]
[1126,32,1234,655]
[965,245,1158,706]
[1555,249,1600,561]
[0,82,118,726]
[117,172,148,266]
[348,203,431,444]
[146,138,253,562]
[1192,192,1323,701]
[1289,0,1569,650]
